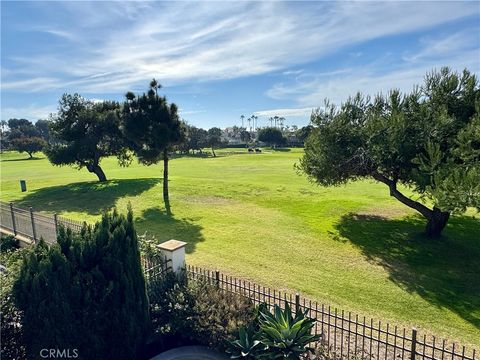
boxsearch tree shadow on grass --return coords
[135,207,204,254]
[14,178,160,215]
[270,147,291,152]
[0,156,44,162]
[334,213,480,330]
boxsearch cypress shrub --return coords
[13,208,149,359]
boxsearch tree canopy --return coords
[123,80,185,211]
[7,118,45,158]
[45,94,130,182]
[257,127,286,148]
[207,127,224,157]
[180,125,208,154]
[299,67,479,237]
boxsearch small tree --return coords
[299,68,479,238]
[296,125,314,144]
[123,79,185,212]
[240,129,251,144]
[184,125,207,154]
[13,208,149,359]
[7,118,45,158]
[45,94,130,182]
[207,127,223,157]
[257,127,286,148]
[10,137,45,158]
[35,119,54,144]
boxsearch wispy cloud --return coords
[266,29,480,107]
[179,109,206,115]
[254,108,313,118]
[2,1,477,93]
[1,104,57,120]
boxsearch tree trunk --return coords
[27,151,33,159]
[86,163,107,182]
[372,171,450,238]
[163,149,170,214]
[92,165,107,182]
[425,208,450,238]
[211,147,216,157]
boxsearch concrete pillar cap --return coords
[157,239,187,252]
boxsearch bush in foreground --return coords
[13,208,149,360]
[0,245,28,359]
[228,302,320,359]
[147,273,255,353]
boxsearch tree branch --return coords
[371,171,433,219]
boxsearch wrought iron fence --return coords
[0,201,84,244]
[1,201,477,360]
[186,265,477,360]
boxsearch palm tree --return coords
[252,115,258,131]
[273,116,279,128]
[247,117,252,132]
[269,117,274,127]
[240,114,245,128]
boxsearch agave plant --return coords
[227,325,267,359]
[257,302,320,359]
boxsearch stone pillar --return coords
[157,239,187,273]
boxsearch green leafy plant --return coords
[228,302,320,359]
[258,302,320,359]
[0,235,19,253]
[227,325,266,359]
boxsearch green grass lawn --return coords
[1,149,479,348]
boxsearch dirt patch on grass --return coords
[357,205,414,219]
[183,195,235,205]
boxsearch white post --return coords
[157,239,187,273]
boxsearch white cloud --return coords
[2,1,478,93]
[179,109,206,115]
[254,108,314,118]
[1,77,62,91]
[265,29,480,107]
[1,104,57,120]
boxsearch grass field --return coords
[1,149,479,347]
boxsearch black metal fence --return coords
[1,201,477,360]
[186,265,477,360]
[0,201,84,244]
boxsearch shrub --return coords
[226,325,266,359]
[12,208,149,360]
[147,271,197,342]
[0,235,19,253]
[190,280,256,351]
[0,246,28,359]
[147,274,255,352]
[228,302,320,359]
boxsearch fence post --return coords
[215,270,220,288]
[9,203,17,235]
[53,213,58,234]
[157,240,187,274]
[410,328,417,360]
[295,293,301,313]
[29,207,37,243]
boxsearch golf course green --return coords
[1,148,479,347]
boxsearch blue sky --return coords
[1,1,479,129]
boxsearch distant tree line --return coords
[178,125,225,157]
[0,119,53,158]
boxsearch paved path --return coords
[149,346,229,360]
